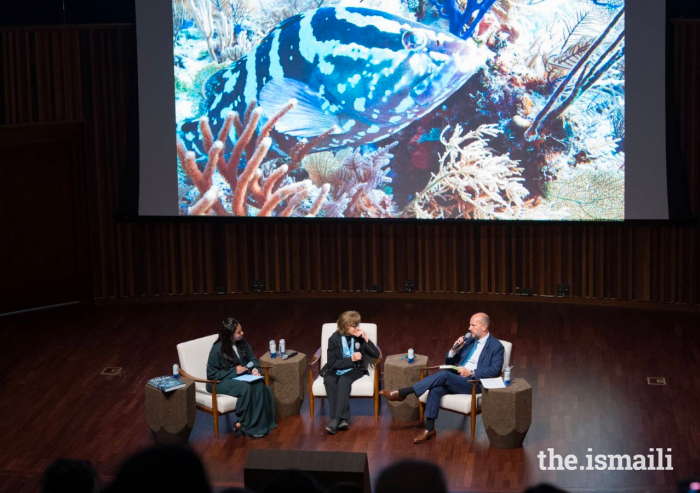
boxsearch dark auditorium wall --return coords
[0,22,699,314]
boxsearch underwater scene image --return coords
[174,0,625,219]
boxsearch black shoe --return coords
[338,419,349,430]
[326,418,340,435]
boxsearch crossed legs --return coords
[381,370,476,443]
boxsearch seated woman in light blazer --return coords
[320,310,379,435]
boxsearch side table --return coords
[481,378,532,449]
[259,351,307,418]
[383,354,428,421]
[145,378,195,445]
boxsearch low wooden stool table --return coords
[260,351,307,418]
[384,353,428,421]
[145,378,195,445]
[482,378,532,449]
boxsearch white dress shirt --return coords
[463,333,489,371]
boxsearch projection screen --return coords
[135,0,668,220]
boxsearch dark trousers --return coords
[323,369,364,420]
[411,370,478,420]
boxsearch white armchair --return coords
[176,334,270,439]
[308,323,382,421]
[418,340,512,439]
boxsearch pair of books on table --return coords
[148,376,186,393]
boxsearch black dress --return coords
[320,332,380,420]
[206,340,276,436]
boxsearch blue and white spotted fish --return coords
[178,6,491,157]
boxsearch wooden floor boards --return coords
[1,298,699,492]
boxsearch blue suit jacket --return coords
[445,335,505,380]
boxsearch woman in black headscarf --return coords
[206,318,276,437]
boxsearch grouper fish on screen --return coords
[178,6,491,158]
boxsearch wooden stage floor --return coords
[1,298,699,492]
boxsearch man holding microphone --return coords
[380,312,504,444]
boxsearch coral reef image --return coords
[174,0,625,219]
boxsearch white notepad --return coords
[234,374,264,383]
[480,377,506,389]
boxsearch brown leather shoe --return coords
[413,429,436,444]
[379,390,406,402]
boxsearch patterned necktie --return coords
[459,341,478,367]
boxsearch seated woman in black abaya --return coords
[206,318,276,437]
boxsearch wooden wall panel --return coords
[1,22,699,311]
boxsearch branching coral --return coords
[189,186,220,215]
[312,143,398,218]
[403,124,547,220]
[177,99,334,217]
[179,0,258,64]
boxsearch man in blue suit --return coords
[380,312,505,444]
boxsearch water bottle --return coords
[279,339,286,358]
[173,364,180,380]
[269,340,277,359]
[407,348,415,364]
[504,366,512,386]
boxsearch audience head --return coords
[104,446,210,493]
[469,312,490,339]
[42,458,98,493]
[375,459,447,493]
[337,311,361,336]
[261,470,325,493]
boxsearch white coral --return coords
[405,124,564,220]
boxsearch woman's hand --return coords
[251,368,260,376]
[351,352,363,362]
[356,328,369,342]
[236,365,247,374]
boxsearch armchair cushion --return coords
[312,374,375,397]
[418,391,482,414]
[195,393,238,413]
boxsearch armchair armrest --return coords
[179,369,220,385]
[308,347,322,367]
[373,345,382,365]
[418,366,434,380]
[308,347,323,397]
[260,365,271,386]
[179,369,221,419]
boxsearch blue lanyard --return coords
[341,336,355,358]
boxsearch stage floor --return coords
[1,298,699,492]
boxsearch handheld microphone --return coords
[281,351,298,360]
[355,342,361,350]
[452,332,473,350]
[244,361,255,373]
